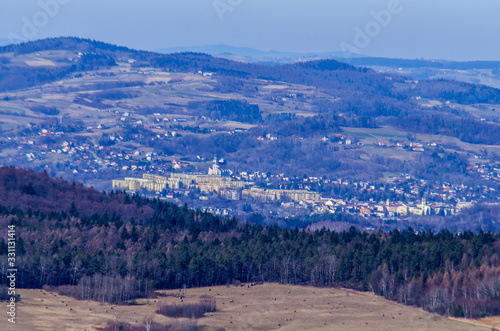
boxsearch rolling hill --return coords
[0,37,499,230]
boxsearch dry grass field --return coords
[12,288,171,331]
[7,283,495,331]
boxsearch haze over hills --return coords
[348,57,500,89]
[157,44,500,69]
[156,44,500,88]
[156,44,359,64]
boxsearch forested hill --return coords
[0,166,236,231]
[0,167,500,318]
[0,37,393,95]
[3,37,500,146]
[4,37,500,103]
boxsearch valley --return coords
[10,284,493,331]
[0,38,500,231]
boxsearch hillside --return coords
[0,37,500,228]
[0,167,500,320]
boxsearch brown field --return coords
[7,283,494,331]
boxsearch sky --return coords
[0,0,499,61]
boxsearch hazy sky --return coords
[1,0,499,61]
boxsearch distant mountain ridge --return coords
[157,44,500,69]
[346,57,500,70]
[156,44,356,59]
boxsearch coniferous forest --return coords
[0,167,499,318]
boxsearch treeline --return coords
[0,168,500,318]
[393,113,500,145]
[30,105,60,116]
[0,56,117,94]
[56,274,143,304]
[0,66,71,92]
[407,79,500,105]
[81,90,139,103]
[0,37,138,56]
[188,99,262,123]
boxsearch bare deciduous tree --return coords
[144,314,154,331]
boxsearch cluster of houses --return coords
[310,198,474,218]
[111,157,488,220]
[467,164,500,182]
